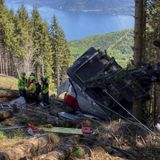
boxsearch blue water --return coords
[5,0,134,40]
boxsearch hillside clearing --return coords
[69,29,134,67]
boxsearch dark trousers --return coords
[42,92,49,105]
[27,93,39,105]
[19,89,26,99]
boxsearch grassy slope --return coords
[0,75,18,90]
[69,29,134,67]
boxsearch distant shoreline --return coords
[5,1,134,40]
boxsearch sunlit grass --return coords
[0,75,18,90]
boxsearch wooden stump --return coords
[0,89,18,98]
[0,134,58,160]
[0,89,19,103]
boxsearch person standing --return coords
[18,72,27,98]
[27,72,36,88]
[27,79,37,103]
[41,76,49,106]
[35,81,41,105]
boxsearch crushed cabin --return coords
[59,47,160,120]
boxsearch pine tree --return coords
[0,0,4,6]
[31,8,52,79]
[145,0,160,122]
[145,0,160,63]
[41,23,53,78]
[134,0,160,122]
[15,5,33,75]
[50,16,71,88]
[0,2,18,76]
[0,0,15,50]
[4,10,17,53]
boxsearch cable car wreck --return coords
[59,47,160,120]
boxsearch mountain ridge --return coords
[69,29,134,67]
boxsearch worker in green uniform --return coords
[18,72,27,98]
[27,79,37,104]
[27,72,36,88]
[41,76,49,106]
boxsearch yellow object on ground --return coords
[58,92,67,100]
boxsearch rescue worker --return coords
[27,79,37,104]
[35,81,41,105]
[27,72,36,88]
[41,76,49,106]
[18,72,27,98]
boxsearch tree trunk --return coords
[134,0,146,65]
[133,0,147,118]
[0,89,19,98]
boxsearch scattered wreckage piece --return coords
[43,127,83,135]
[0,97,26,110]
[0,125,25,131]
[42,126,93,135]
[26,122,93,135]
[9,96,26,108]
[0,97,26,121]
[0,104,12,109]
[58,112,99,121]
[66,47,160,120]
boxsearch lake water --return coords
[5,0,134,40]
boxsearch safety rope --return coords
[102,89,155,134]
[94,99,147,129]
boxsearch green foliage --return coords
[108,48,132,68]
[0,2,71,88]
[0,131,5,140]
[0,2,17,53]
[5,129,27,138]
[50,16,72,88]
[15,5,33,57]
[70,147,85,158]
[31,8,52,78]
[145,0,160,63]
[69,29,134,68]
[0,0,4,5]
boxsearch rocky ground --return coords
[0,101,160,160]
[0,76,160,160]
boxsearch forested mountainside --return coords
[69,29,134,67]
[0,1,71,88]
